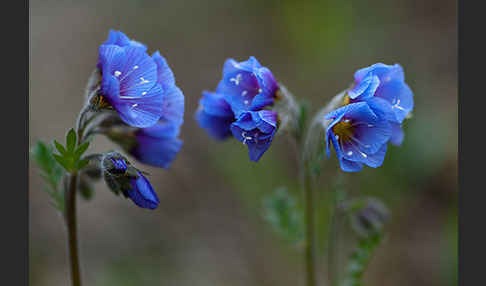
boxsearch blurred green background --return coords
[29,0,457,285]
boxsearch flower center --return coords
[332,118,354,142]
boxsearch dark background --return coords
[29,0,457,285]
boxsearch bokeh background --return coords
[29,0,457,285]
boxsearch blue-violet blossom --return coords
[345,63,413,145]
[97,30,183,128]
[196,57,280,161]
[325,102,392,172]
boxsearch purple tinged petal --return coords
[126,172,159,209]
[200,91,233,117]
[132,124,182,168]
[196,109,234,140]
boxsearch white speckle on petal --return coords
[241,90,247,97]
[133,65,139,70]
[347,151,353,156]
[142,92,147,96]
[114,71,122,77]
[132,104,138,108]
[244,100,249,105]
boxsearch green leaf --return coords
[66,128,77,152]
[30,141,65,213]
[53,153,71,172]
[74,141,90,160]
[263,187,304,244]
[54,140,67,156]
[341,232,384,286]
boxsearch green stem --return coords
[65,171,81,286]
[327,191,339,286]
[302,163,316,286]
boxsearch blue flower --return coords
[325,102,392,172]
[346,63,413,145]
[102,154,159,209]
[97,30,183,129]
[216,56,279,116]
[197,56,280,162]
[131,122,182,168]
[195,91,235,139]
[230,110,278,162]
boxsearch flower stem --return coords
[65,171,81,286]
[327,191,339,286]
[302,163,316,286]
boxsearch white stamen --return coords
[241,90,248,97]
[242,131,253,144]
[361,152,368,158]
[230,73,242,85]
[133,65,139,70]
[244,100,249,105]
[368,124,374,127]
[140,77,149,84]
[393,99,405,111]
[258,88,262,93]
[344,119,351,123]
[132,104,138,108]
[347,151,353,156]
[114,71,122,77]
[142,92,147,96]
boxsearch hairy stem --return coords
[65,171,81,286]
[327,190,339,286]
[302,163,316,286]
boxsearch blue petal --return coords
[113,83,164,127]
[350,117,391,154]
[325,102,377,131]
[200,91,234,117]
[230,122,275,162]
[196,109,234,140]
[103,30,147,51]
[246,136,274,162]
[232,112,257,131]
[354,63,404,83]
[348,74,380,100]
[126,172,159,209]
[160,85,184,127]
[253,110,277,133]
[132,125,182,168]
[364,97,395,122]
[152,51,176,91]
[98,44,126,79]
[340,158,363,172]
[117,47,158,98]
[389,122,404,146]
[375,80,414,123]
[362,144,387,168]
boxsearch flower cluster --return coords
[196,57,280,161]
[95,30,184,170]
[85,30,185,209]
[325,63,413,172]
